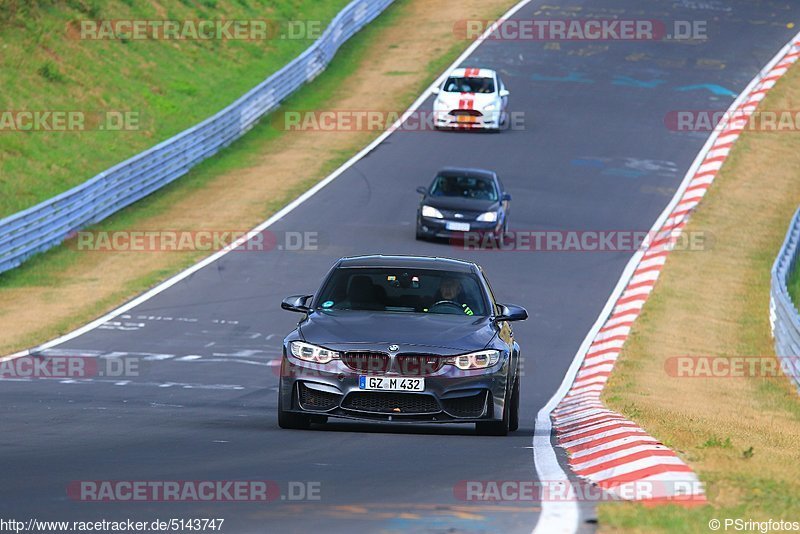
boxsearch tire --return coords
[476,372,519,436]
[476,392,511,437]
[494,220,508,246]
[277,383,311,430]
[503,109,514,129]
[509,376,520,432]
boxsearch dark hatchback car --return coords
[279,255,527,435]
[416,167,511,242]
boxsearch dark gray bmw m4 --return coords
[278,255,527,435]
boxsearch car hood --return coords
[422,196,498,213]
[435,92,499,109]
[299,310,496,353]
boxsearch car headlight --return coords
[290,341,339,364]
[422,205,444,219]
[476,211,498,223]
[445,350,501,370]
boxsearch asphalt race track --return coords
[3,1,799,532]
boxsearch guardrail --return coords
[770,206,800,389]
[0,0,394,275]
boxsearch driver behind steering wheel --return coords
[427,277,474,316]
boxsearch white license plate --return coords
[445,221,470,232]
[359,376,425,392]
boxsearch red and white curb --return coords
[548,34,800,507]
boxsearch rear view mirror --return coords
[281,295,312,314]
[416,186,428,195]
[499,89,510,97]
[502,193,512,202]
[495,303,528,322]
[431,87,440,95]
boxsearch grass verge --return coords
[597,57,800,531]
[0,0,516,354]
[0,0,351,217]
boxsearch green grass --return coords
[598,475,800,533]
[790,261,800,306]
[0,0,351,217]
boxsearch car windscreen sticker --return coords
[322,300,334,308]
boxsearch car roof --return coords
[449,67,496,78]
[337,255,479,273]
[436,166,497,181]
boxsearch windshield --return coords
[429,174,498,201]
[443,76,495,94]
[316,268,489,316]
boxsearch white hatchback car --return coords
[432,67,510,131]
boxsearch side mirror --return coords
[499,89,510,97]
[416,186,428,195]
[431,87,440,95]
[281,294,313,314]
[495,303,528,322]
[502,192,512,202]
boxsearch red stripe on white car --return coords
[464,67,481,77]
[458,93,475,110]
[551,36,800,504]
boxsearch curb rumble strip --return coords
[537,30,800,528]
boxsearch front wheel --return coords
[494,220,508,245]
[509,376,520,432]
[476,375,518,436]
[277,382,311,430]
